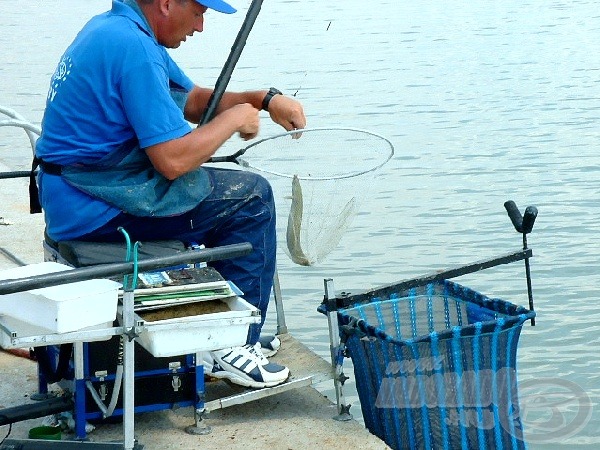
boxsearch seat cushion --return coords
[53,239,187,268]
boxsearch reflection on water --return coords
[1,0,599,446]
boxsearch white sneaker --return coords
[258,334,281,358]
[204,345,289,388]
[200,347,268,376]
[248,342,269,365]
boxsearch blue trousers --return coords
[78,167,276,345]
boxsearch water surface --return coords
[1,1,599,447]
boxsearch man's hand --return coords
[267,95,307,135]
[230,103,260,141]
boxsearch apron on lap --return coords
[60,139,212,217]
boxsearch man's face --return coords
[160,1,207,48]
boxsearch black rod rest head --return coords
[522,206,538,234]
[504,200,538,235]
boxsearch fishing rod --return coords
[199,0,264,126]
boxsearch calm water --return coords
[1,1,599,447]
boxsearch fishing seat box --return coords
[41,238,245,420]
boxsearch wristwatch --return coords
[262,87,282,112]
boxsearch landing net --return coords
[244,127,394,266]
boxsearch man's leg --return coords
[180,168,277,345]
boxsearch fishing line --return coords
[292,20,331,98]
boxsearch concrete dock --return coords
[0,163,389,449]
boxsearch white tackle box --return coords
[0,262,120,333]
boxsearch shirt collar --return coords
[112,0,156,41]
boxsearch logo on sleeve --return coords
[47,55,73,103]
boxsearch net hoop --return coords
[237,126,395,180]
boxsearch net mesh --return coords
[280,175,361,265]
[330,280,535,450]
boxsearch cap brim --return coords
[196,0,236,14]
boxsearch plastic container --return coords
[135,296,261,357]
[28,425,61,440]
[0,262,120,333]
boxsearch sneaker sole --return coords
[206,368,289,389]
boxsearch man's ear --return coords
[158,0,170,16]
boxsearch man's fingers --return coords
[239,131,257,141]
[288,117,306,139]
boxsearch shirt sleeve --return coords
[166,53,194,112]
[167,52,194,91]
[119,56,192,149]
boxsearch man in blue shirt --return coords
[36,0,306,388]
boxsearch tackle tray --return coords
[134,295,261,357]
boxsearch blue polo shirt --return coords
[36,0,195,241]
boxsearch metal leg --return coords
[74,342,87,440]
[185,352,211,435]
[121,291,136,450]
[31,347,52,400]
[186,407,211,436]
[324,278,353,421]
[272,269,288,335]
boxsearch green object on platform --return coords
[28,425,61,440]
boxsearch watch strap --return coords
[262,87,282,111]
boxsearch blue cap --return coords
[196,0,236,14]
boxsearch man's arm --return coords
[146,102,259,180]
[185,86,306,131]
[147,86,306,180]
[266,94,306,132]
[183,86,265,123]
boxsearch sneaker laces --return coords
[245,343,269,365]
